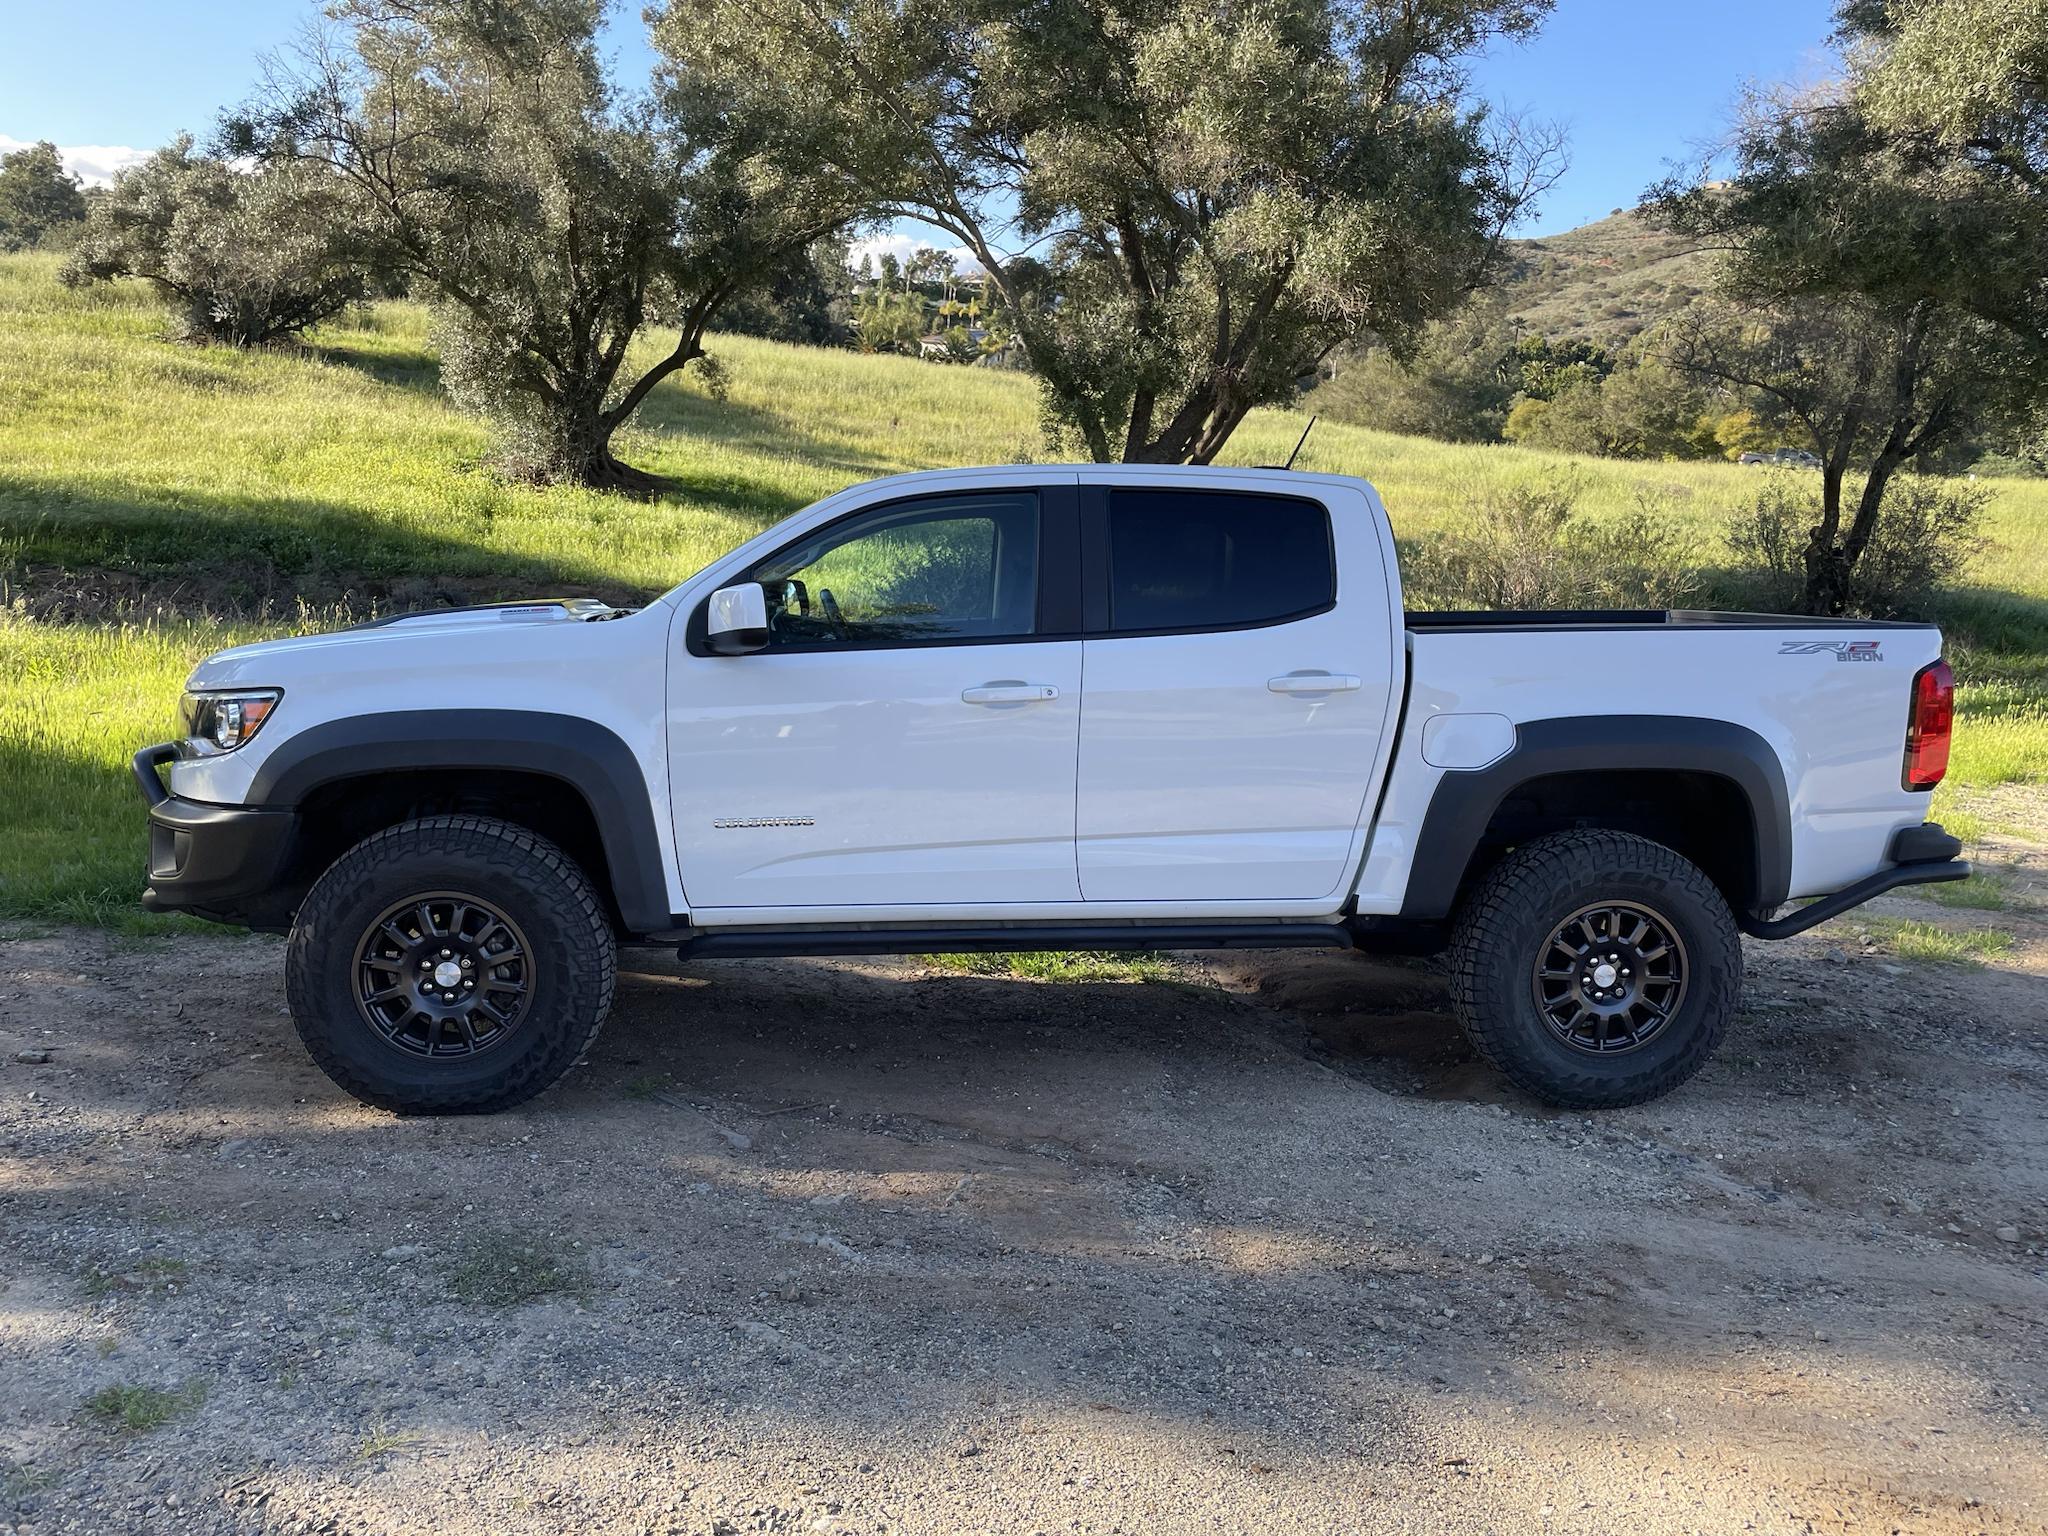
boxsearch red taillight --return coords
[1903,658,1953,790]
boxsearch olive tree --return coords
[0,140,87,251]
[241,0,862,489]
[1849,0,2047,356]
[1661,291,2025,612]
[654,0,1561,464]
[59,137,368,345]
[1849,0,2045,193]
[1652,5,2047,614]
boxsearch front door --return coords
[668,488,1083,910]
[1076,484,1396,902]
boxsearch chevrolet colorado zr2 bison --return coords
[134,465,1967,1113]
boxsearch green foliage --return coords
[852,289,926,354]
[446,1231,588,1306]
[1495,348,1711,461]
[928,950,1179,982]
[1502,380,1603,455]
[81,1381,205,1435]
[1922,870,2019,912]
[1595,355,1713,459]
[1500,334,1613,400]
[1728,475,1988,618]
[1711,408,1779,460]
[1403,475,1702,611]
[242,0,861,489]
[58,138,366,346]
[1652,0,2048,613]
[718,237,856,348]
[1853,0,2046,211]
[1848,915,2016,965]
[0,141,86,252]
[657,0,1560,465]
[1312,304,1519,442]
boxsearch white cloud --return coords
[845,232,987,277]
[0,135,153,187]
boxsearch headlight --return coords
[180,689,283,752]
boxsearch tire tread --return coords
[1448,829,1740,1109]
[285,815,615,1114]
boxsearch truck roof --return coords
[829,462,1378,497]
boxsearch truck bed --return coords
[1404,608,1939,632]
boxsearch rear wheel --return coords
[285,816,616,1113]
[1449,830,1741,1109]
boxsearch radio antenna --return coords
[1282,415,1318,471]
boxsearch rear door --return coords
[1075,481,1397,902]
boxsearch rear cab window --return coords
[1102,489,1334,634]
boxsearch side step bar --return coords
[1739,822,1970,940]
[675,922,1357,962]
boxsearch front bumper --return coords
[134,743,299,930]
[1738,822,1970,940]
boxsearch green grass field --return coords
[3,249,2044,923]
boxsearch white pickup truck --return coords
[135,465,1967,1114]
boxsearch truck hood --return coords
[187,599,641,684]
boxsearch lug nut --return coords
[440,949,452,959]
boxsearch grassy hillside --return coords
[2,250,2044,923]
[1496,207,1717,347]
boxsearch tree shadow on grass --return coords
[309,331,900,485]
[0,475,711,619]
[306,335,444,395]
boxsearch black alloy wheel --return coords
[352,893,536,1058]
[1530,901,1689,1054]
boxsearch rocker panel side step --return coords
[674,922,1356,961]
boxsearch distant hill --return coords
[1495,207,1717,348]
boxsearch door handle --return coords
[961,682,1061,705]
[1268,672,1361,694]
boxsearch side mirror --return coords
[705,583,769,655]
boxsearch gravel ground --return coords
[3,842,2045,1536]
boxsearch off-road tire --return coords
[1449,829,1741,1109]
[285,816,616,1114]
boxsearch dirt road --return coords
[3,842,2046,1535]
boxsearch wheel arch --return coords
[249,711,672,933]
[1398,715,1791,922]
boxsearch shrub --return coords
[0,140,87,251]
[1727,476,1988,617]
[1405,477,1702,612]
[59,138,368,346]
[1311,304,1519,444]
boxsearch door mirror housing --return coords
[705,583,770,655]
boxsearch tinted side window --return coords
[1106,491,1333,633]
[751,493,1039,648]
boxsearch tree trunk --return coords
[1799,460,1851,615]
[576,442,665,495]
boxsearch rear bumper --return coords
[135,743,299,930]
[1739,823,1969,940]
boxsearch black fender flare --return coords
[247,710,672,932]
[1396,714,1792,920]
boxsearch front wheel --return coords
[285,816,616,1114]
[1448,830,1742,1109]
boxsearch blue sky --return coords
[2,0,1840,240]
